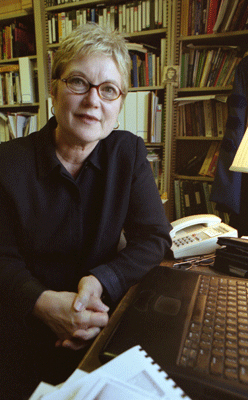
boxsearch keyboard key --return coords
[225,368,238,380]
[239,348,248,357]
[240,366,248,384]
[240,357,248,367]
[210,356,224,375]
[212,347,224,357]
[195,348,211,373]
[238,331,248,340]
[226,348,237,358]
[225,358,238,369]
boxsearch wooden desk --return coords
[79,259,217,372]
[79,282,139,372]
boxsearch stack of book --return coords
[0,57,36,105]
[180,0,248,36]
[177,140,221,179]
[0,111,38,143]
[175,96,228,137]
[179,45,242,89]
[174,178,229,223]
[47,0,167,42]
[0,19,35,60]
[130,50,161,87]
[119,90,163,143]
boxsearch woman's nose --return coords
[82,87,100,105]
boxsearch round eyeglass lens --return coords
[99,82,120,100]
[67,76,88,93]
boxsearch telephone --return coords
[170,214,238,259]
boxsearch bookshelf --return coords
[171,0,248,222]
[0,2,49,140]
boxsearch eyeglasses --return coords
[60,75,123,101]
[173,254,216,271]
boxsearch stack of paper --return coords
[29,345,191,400]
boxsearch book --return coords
[0,112,8,142]
[19,57,35,104]
[29,346,191,400]
[193,181,208,214]
[228,0,248,31]
[212,0,230,33]
[215,100,227,138]
[179,180,185,217]
[180,0,189,36]
[206,141,221,177]
[238,3,248,30]
[195,49,206,87]
[131,53,139,87]
[202,181,214,214]
[124,91,137,134]
[0,64,19,73]
[199,49,214,88]
[136,90,150,141]
[221,0,239,32]
[182,180,195,216]
[203,99,214,137]
[199,141,220,175]
[206,0,220,34]
[174,179,182,219]
[230,126,248,173]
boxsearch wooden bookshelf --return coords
[170,0,248,222]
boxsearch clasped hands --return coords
[33,275,109,350]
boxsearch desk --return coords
[78,259,217,372]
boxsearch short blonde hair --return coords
[51,23,131,99]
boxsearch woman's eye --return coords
[102,85,118,95]
[70,77,86,86]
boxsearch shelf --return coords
[129,85,164,91]
[48,28,167,50]
[0,10,32,21]
[0,55,37,63]
[145,142,164,146]
[178,86,233,93]
[46,0,109,12]
[124,28,167,38]
[179,29,248,43]
[174,175,214,182]
[175,136,222,141]
[0,103,39,109]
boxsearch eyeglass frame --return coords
[60,75,124,101]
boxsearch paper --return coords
[230,126,248,173]
[29,346,191,400]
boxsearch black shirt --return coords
[0,117,171,325]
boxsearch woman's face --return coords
[52,53,123,148]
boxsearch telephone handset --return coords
[170,214,238,259]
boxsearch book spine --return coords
[207,0,219,34]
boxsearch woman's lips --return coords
[76,113,100,123]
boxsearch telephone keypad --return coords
[174,235,199,248]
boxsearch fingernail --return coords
[74,299,84,311]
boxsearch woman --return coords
[0,23,171,399]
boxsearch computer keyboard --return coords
[178,274,248,384]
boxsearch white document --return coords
[31,346,191,400]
